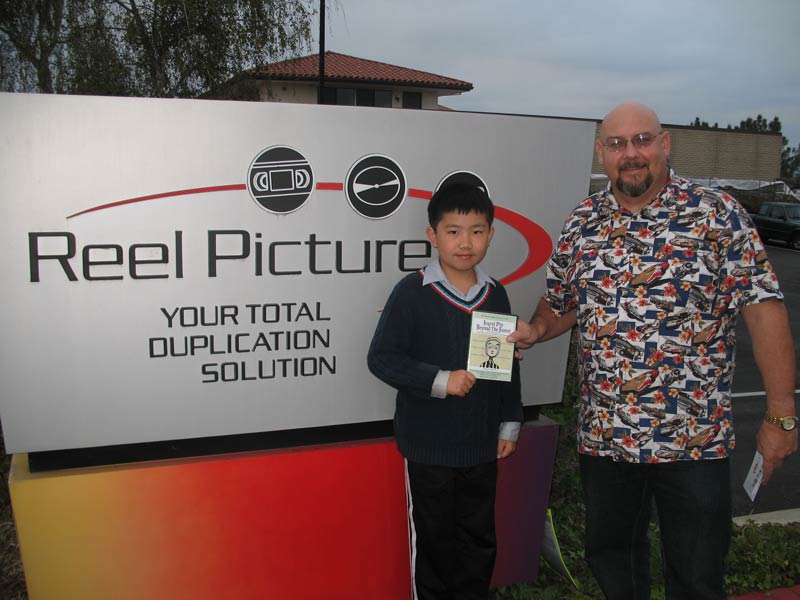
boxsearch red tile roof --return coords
[244,51,473,91]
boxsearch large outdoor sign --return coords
[0,93,595,453]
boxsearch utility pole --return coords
[317,0,326,104]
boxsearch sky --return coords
[314,0,800,150]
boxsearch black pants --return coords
[405,460,498,600]
[580,455,731,600]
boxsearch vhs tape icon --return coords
[248,146,315,214]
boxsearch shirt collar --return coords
[422,259,494,302]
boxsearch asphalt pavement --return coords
[729,243,800,517]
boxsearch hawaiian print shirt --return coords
[545,171,783,463]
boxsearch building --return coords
[215,51,783,197]
[591,124,782,182]
[589,124,784,204]
[218,51,472,110]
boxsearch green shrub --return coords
[726,522,800,594]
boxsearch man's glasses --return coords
[600,131,663,152]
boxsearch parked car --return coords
[751,202,800,250]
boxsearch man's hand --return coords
[505,298,577,355]
[506,320,539,350]
[446,370,476,397]
[758,421,798,484]
[497,439,516,459]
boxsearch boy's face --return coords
[426,210,494,280]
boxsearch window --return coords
[402,92,422,109]
[322,86,393,108]
[336,88,355,106]
[374,90,392,108]
[320,87,355,105]
[320,87,336,105]
[769,205,786,219]
[356,89,374,106]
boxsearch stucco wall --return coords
[258,81,318,103]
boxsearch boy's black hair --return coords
[427,182,494,229]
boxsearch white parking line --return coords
[731,389,800,398]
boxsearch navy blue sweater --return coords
[367,271,523,467]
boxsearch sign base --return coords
[10,419,558,598]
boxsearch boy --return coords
[367,182,523,600]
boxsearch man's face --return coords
[485,339,500,358]
[596,105,671,208]
[426,210,494,280]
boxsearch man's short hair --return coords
[428,182,494,229]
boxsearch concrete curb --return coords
[732,508,800,526]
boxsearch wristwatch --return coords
[765,414,798,431]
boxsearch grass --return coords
[0,331,797,599]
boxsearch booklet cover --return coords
[467,310,517,381]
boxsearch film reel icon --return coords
[345,155,407,219]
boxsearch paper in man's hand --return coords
[743,451,764,502]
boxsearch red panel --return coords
[12,422,559,599]
[493,421,560,587]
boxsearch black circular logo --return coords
[247,146,314,214]
[435,171,490,197]
[345,155,407,219]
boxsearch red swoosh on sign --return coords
[493,205,552,285]
[409,188,552,284]
[66,183,552,284]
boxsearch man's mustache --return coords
[619,161,647,170]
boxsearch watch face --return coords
[781,417,798,431]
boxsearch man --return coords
[509,102,797,600]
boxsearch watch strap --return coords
[765,414,798,431]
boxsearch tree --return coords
[689,117,719,129]
[111,0,317,98]
[0,0,66,93]
[737,114,782,134]
[782,142,800,180]
[64,0,130,95]
[0,0,317,98]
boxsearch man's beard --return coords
[616,164,653,197]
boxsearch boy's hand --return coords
[497,439,516,459]
[447,370,476,397]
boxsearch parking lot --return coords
[730,243,800,516]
